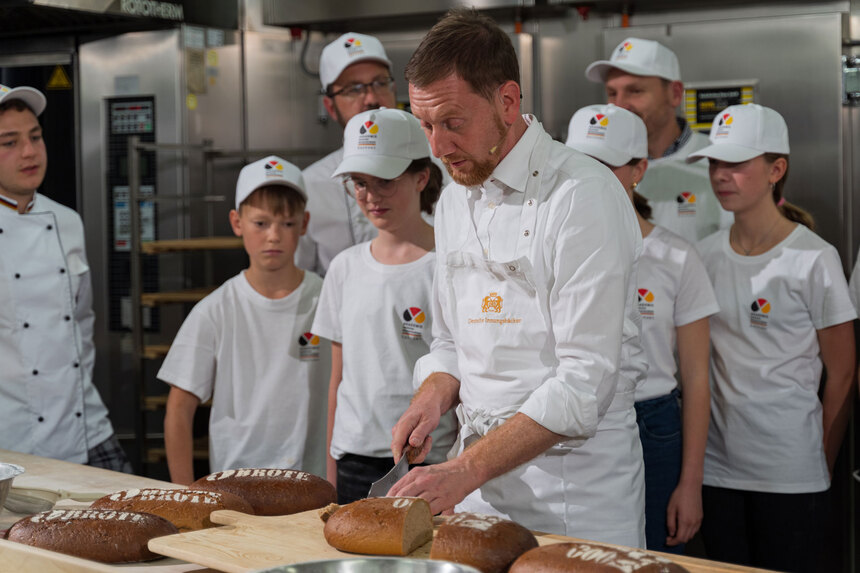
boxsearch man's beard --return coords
[442,113,508,187]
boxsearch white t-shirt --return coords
[636,226,719,402]
[698,226,857,493]
[157,271,331,476]
[312,242,456,463]
[638,131,733,243]
[849,246,860,311]
[297,148,378,276]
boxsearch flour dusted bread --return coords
[5,508,177,563]
[191,468,336,516]
[509,542,690,572]
[430,512,538,573]
[90,488,253,531]
[323,497,433,556]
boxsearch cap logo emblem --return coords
[586,113,609,139]
[344,37,366,58]
[615,41,634,60]
[714,113,733,138]
[357,120,379,149]
[264,159,284,178]
[0,86,8,94]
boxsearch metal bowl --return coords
[252,558,482,573]
[0,463,25,511]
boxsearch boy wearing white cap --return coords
[160,156,330,484]
[296,32,397,276]
[566,103,717,554]
[692,104,855,572]
[311,108,455,503]
[0,84,130,472]
[585,37,731,243]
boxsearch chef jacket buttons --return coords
[527,199,534,206]
[38,416,44,422]
[32,369,38,375]
[73,362,79,368]
[23,322,29,328]
[64,315,70,321]
[75,412,82,418]
[59,268,66,274]
[46,224,53,230]
[14,273,20,279]
[532,170,539,177]
[508,265,516,271]
[523,230,530,237]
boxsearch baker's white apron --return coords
[445,132,645,547]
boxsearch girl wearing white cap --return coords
[565,103,718,554]
[311,108,457,503]
[690,104,856,572]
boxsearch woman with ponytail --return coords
[566,104,718,554]
[690,104,856,572]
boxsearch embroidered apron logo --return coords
[676,191,696,217]
[401,306,426,339]
[637,288,655,319]
[297,332,321,361]
[750,298,771,329]
[468,292,522,325]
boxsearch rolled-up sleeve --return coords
[518,174,639,441]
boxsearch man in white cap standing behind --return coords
[296,33,397,276]
[0,84,130,471]
[585,38,730,243]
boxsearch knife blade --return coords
[367,445,412,498]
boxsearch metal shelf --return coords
[140,236,243,254]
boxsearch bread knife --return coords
[367,445,412,498]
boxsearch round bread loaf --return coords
[5,508,177,563]
[89,488,253,532]
[509,542,690,572]
[323,497,433,556]
[429,512,538,573]
[191,468,336,516]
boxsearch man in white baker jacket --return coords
[0,84,129,471]
[585,38,731,243]
[389,9,647,547]
[295,32,397,276]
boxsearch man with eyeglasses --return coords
[296,32,397,276]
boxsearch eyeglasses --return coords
[328,77,395,100]
[344,174,403,199]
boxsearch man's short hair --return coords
[239,185,306,218]
[404,8,519,101]
[0,99,35,115]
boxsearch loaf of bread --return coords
[429,512,538,573]
[5,508,177,563]
[191,468,336,516]
[89,488,253,532]
[509,542,690,572]
[323,497,433,556]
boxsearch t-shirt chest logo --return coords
[467,291,522,326]
[750,298,771,329]
[676,192,696,217]
[637,288,655,320]
[401,306,427,340]
[297,332,321,361]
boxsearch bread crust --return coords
[509,542,690,572]
[191,468,336,516]
[5,508,178,563]
[429,512,538,573]
[323,497,433,556]
[89,488,253,531]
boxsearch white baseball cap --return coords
[585,38,681,83]
[235,155,306,209]
[319,32,392,91]
[565,104,647,167]
[0,84,46,116]
[332,108,430,180]
[687,104,790,163]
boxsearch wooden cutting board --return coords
[149,509,773,573]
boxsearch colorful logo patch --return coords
[617,41,634,56]
[750,298,771,329]
[344,38,362,48]
[637,288,655,319]
[357,120,379,149]
[586,114,609,139]
[481,292,503,313]
[468,291,522,326]
[401,307,426,339]
[344,37,365,57]
[264,159,284,179]
[714,113,733,138]
[676,191,696,217]
[298,332,321,361]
